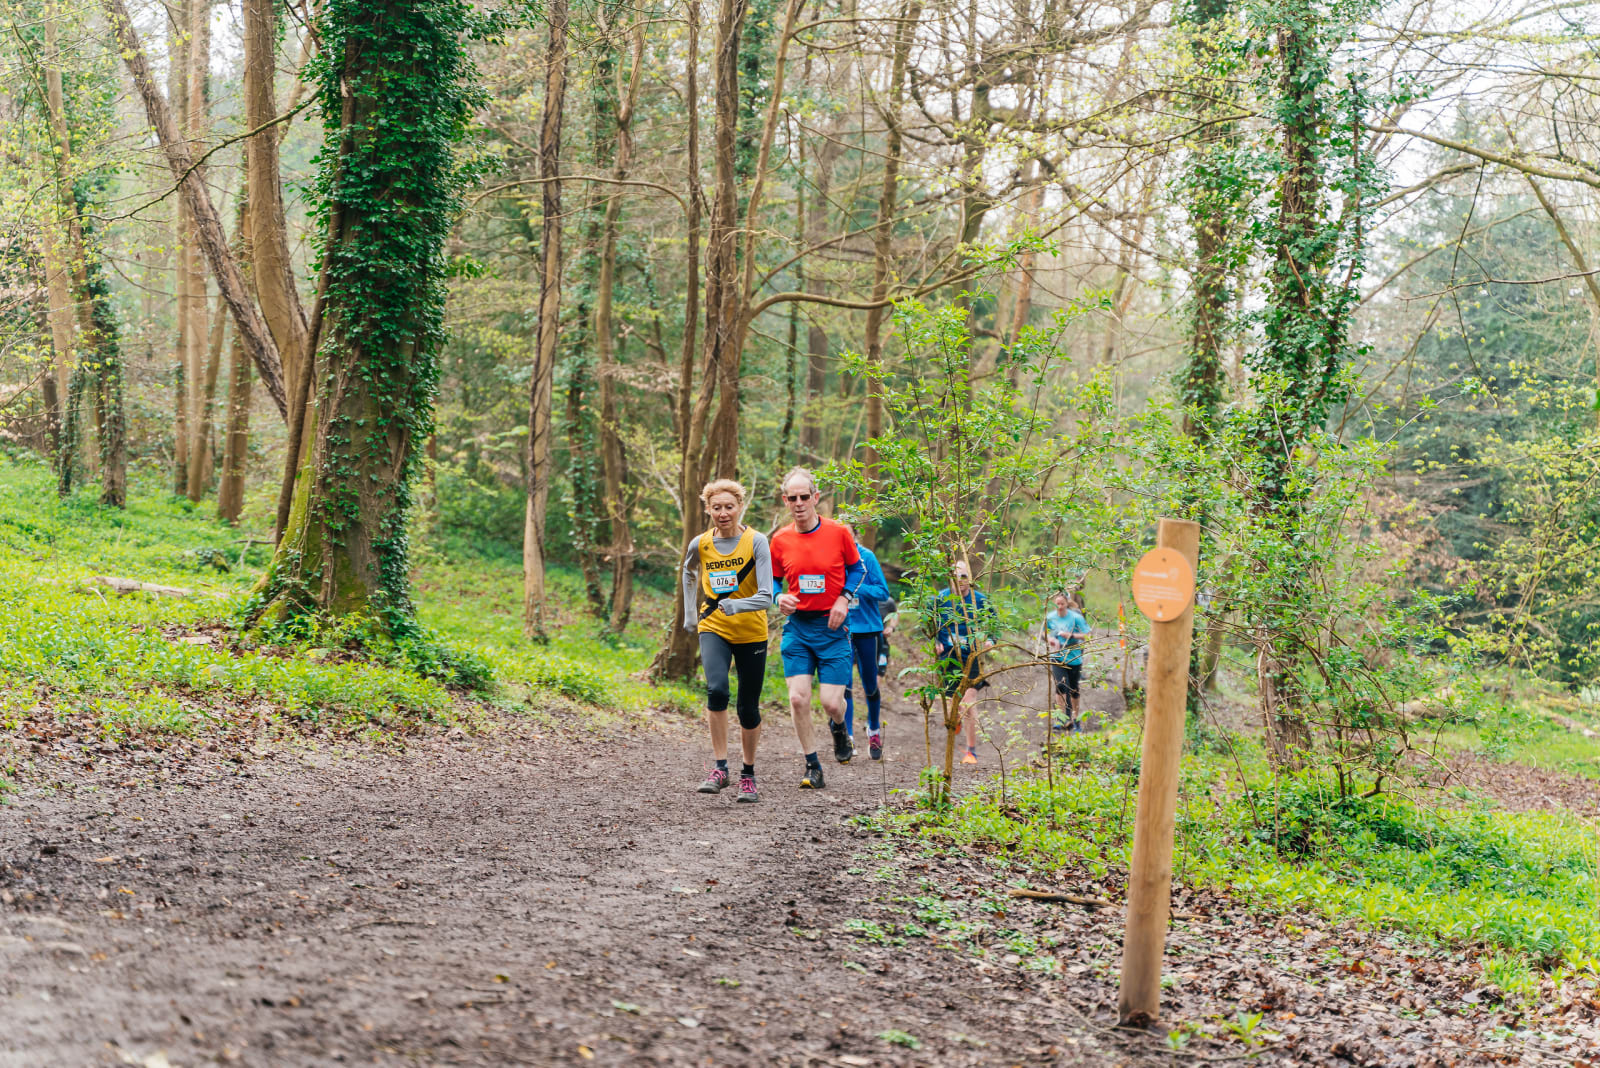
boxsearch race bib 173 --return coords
[798,574,826,594]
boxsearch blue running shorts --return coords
[780,612,853,686]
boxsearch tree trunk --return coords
[182,0,212,500]
[38,4,87,480]
[858,0,920,550]
[695,0,753,483]
[598,18,645,636]
[94,335,128,509]
[218,331,252,523]
[656,0,796,677]
[661,0,760,676]
[653,0,704,680]
[242,0,310,390]
[1253,3,1337,765]
[522,0,569,640]
[780,175,801,467]
[256,0,471,627]
[566,5,622,618]
[169,0,191,493]
[103,0,288,417]
[798,138,834,458]
[187,296,226,500]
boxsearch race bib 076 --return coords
[798,574,827,594]
[707,569,739,593]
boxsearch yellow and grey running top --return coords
[683,526,772,645]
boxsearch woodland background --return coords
[1,0,1598,688]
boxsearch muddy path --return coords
[1,675,1143,1068]
[4,669,1587,1066]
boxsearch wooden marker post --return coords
[1117,517,1199,1028]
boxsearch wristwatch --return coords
[843,592,859,607]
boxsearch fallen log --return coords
[84,576,196,598]
[1008,889,1113,908]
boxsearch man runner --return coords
[681,479,772,802]
[842,537,890,760]
[770,468,868,789]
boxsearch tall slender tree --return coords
[522,0,570,640]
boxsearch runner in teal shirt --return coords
[1041,591,1089,731]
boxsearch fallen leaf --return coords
[494,973,509,983]
[839,1057,872,1067]
[576,1046,594,1060]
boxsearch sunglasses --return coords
[785,493,813,503]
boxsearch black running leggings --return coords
[699,632,766,730]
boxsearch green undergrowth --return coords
[0,457,691,763]
[875,720,1600,995]
[0,459,454,739]
[1428,703,1600,780]
[413,550,696,718]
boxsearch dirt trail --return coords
[5,666,1585,1067]
[1,676,1143,1068]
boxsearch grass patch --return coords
[1431,714,1600,780]
[0,456,693,770]
[875,720,1600,987]
[412,548,696,716]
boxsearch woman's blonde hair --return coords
[699,478,748,507]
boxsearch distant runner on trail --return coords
[932,560,998,765]
[681,479,773,802]
[1042,591,1090,733]
[842,538,891,761]
[770,468,867,789]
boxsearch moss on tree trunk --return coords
[250,0,476,636]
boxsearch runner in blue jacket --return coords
[841,541,891,759]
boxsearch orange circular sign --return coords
[1130,548,1194,623]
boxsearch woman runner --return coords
[681,479,773,802]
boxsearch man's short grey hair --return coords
[780,466,818,494]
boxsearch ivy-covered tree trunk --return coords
[565,2,622,618]
[597,18,645,635]
[1176,0,1236,443]
[1177,0,1241,707]
[254,0,474,629]
[1245,0,1370,764]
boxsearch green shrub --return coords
[882,720,1600,970]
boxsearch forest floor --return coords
[6,663,1599,1067]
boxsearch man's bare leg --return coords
[787,674,816,755]
[818,682,847,726]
